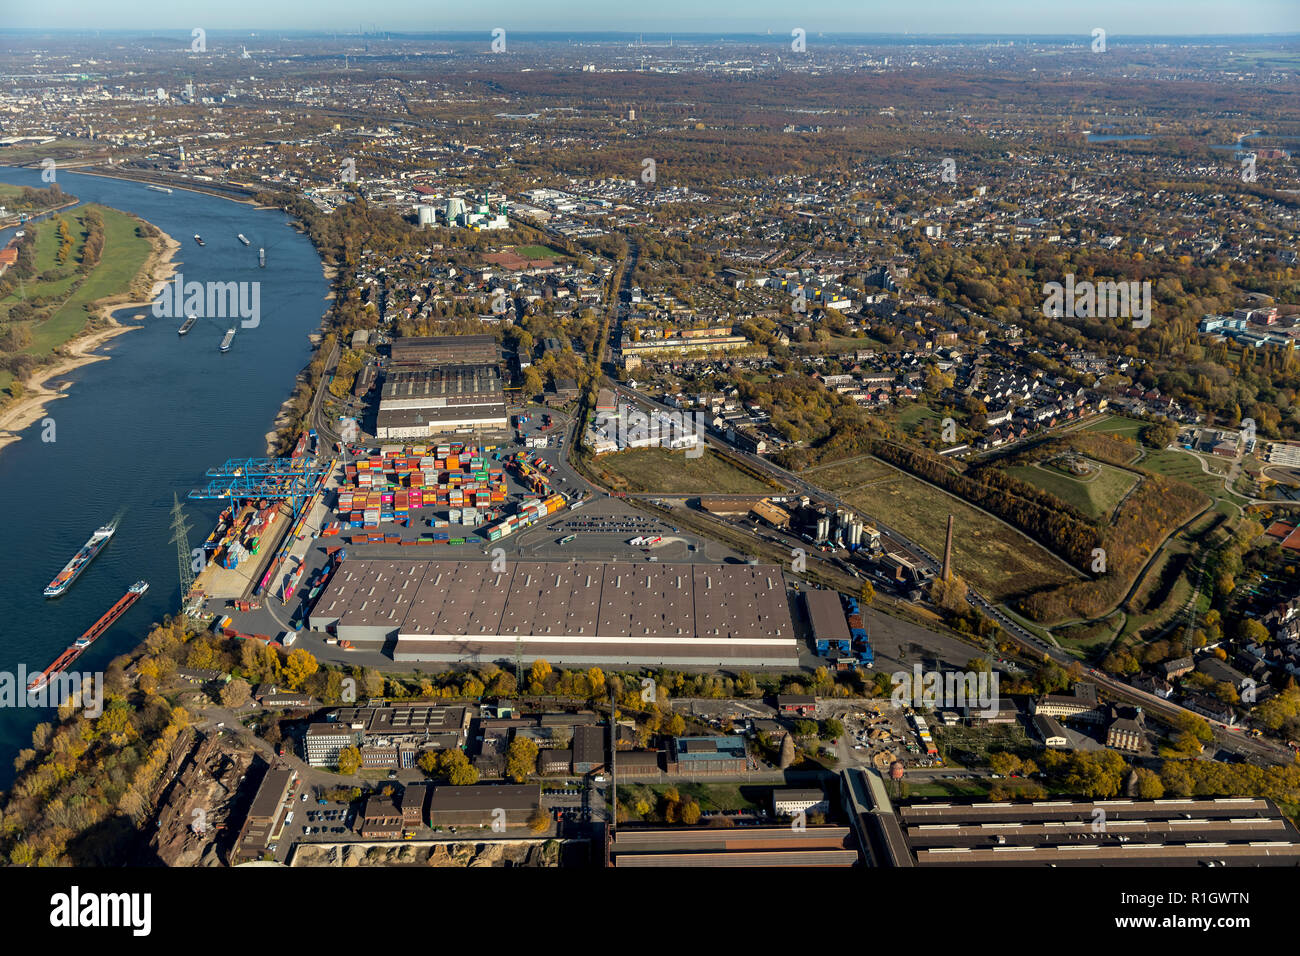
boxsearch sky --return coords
[3,0,1298,35]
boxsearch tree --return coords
[530,659,552,686]
[820,718,844,740]
[506,737,539,782]
[336,746,362,776]
[681,800,702,825]
[417,750,440,775]
[859,581,875,607]
[1238,619,1270,645]
[282,648,318,690]
[438,749,479,785]
[220,678,251,709]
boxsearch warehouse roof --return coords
[380,365,504,405]
[428,783,539,812]
[315,559,794,645]
[803,589,850,644]
[897,796,1300,866]
[308,560,426,632]
[389,334,500,366]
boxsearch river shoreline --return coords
[0,220,181,454]
[0,161,270,208]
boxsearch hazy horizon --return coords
[3,1,1297,37]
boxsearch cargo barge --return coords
[237,233,250,245]
[146,184,173,194]
[28,581,149,694]
[44,522,116,597]
[219,327,235,352]
[258,247,265,268]
[178,313,197,335]
[193,234,205,246]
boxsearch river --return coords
[0,168,328,788]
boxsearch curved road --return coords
[608,383,1294,766]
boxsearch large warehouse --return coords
[308,558,800,667]
[389,334,500,367]
[375,365,510,440]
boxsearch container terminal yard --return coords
[183,412,878,672]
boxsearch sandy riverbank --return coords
[0,223,181,454]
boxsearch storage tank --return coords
[416,204,438,227]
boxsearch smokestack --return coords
[942,514,954,582]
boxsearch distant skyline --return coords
[4,1,1298,36]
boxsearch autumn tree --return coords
[506,737,539,782]
[336,746,362,776]
[220,678,251,709]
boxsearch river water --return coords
[0,168,328,787]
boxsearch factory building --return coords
[309,558,800,667]
[841,768,1300,867]
[388,334,500,368]
[804,589,852,657]
[610,825,859,867]
[375,365,510,441]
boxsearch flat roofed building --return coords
[427,784,540,827]
[235,764,298,861]
[611,825,858,867]
[376,365,509,441]
[303,722,361,767]
[667,735,748,775]
[773,787,829,816]
[305,558,799,667]
[898,796,1300,866]
[304,703,469,767]
[804,589,850,649]
[308,559,427,645]
[389,334,499,367]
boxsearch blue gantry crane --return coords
[189,456,330,522]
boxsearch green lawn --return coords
[1082,414,1145,438]
[1142,449,1248,508]
[897,404,941,431]
[1004,459,1138,522]
[810,458,1078,603]
[513,244,565,260]
[618,781,767,818]
[9,205,152,356]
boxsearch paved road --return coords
[609,383,1295,766]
